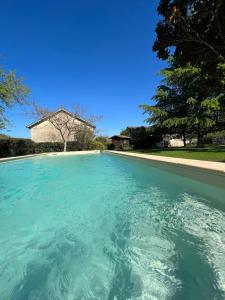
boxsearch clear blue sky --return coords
[0,0,166,138]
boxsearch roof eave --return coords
[26,109,96,129]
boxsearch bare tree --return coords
[73,123,95,150]
[29,103,100,152]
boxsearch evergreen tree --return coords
[141,0,225,146]
[141,64,225,145]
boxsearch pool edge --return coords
[0,150,101,163]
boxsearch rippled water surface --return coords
[0,153,225,300]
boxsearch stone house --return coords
[27,109,95,143]
[157,134,189,148]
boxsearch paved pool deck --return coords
[107,150,225,175]
[0,150,100,163]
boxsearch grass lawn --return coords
[131,148,225,162]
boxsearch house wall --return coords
[30,111,93,143]
[168,139,185,147]
[157,137,190,148]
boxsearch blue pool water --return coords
[0,153,225,300]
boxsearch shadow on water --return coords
[168,229,224,300]
[11,262,50,300]
[104,210,142,300]
[10,229,88,300]
[11,220,142,300]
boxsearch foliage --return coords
[145,0,225,146]
[0,67,30,129]
[0,138,34,157]
[94,136,110,149]
[34,141,83,153]
[73,123,94,150]
[0,139,90,158]
[89,140,106,150]
[206,130,225,144]
[33,142,63,153]
[153,0,225,109]
[107,143,115,150]
[95,136,109,144]
[120,128,130,136]
[121,126,162,149]
[153,0,225,77]
[141,63,225,145]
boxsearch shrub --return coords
[34,142,63,153]
[95,136,108,144]
[34,141,85,153]
[66,141,80,151]
[89,140,106,150]
[0,138,99,158]
[0,138,35,158]
[205,131,225,145]
[107,143,115,150]
[121,126,162,149]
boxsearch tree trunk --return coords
[197,126,203,147]
[183,130,187,147]
[64,140,67,152]
[197,135,203,147]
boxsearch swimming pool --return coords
[0,153,225,299]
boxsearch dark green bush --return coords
[0,138,98,157]
[34,142,63,153]
[107,143,115,150]
[33,141,82,153]
[66,142,81,151]
[201,136,213,145]
[0,138,91,158]
[130,127,162,149]
[35,142,84,153]
[0,138,35,158]
[89,140,106,150]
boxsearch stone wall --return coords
[30,111,93,143]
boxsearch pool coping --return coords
[0,150,101,163]
[106,150,225,176]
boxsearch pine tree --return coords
[141,64,225,145]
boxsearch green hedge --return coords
[0,138,35,158]
[89,140,106,150]
[0,139,83,158]
[34,142,63,153]
[107,143,115,150]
